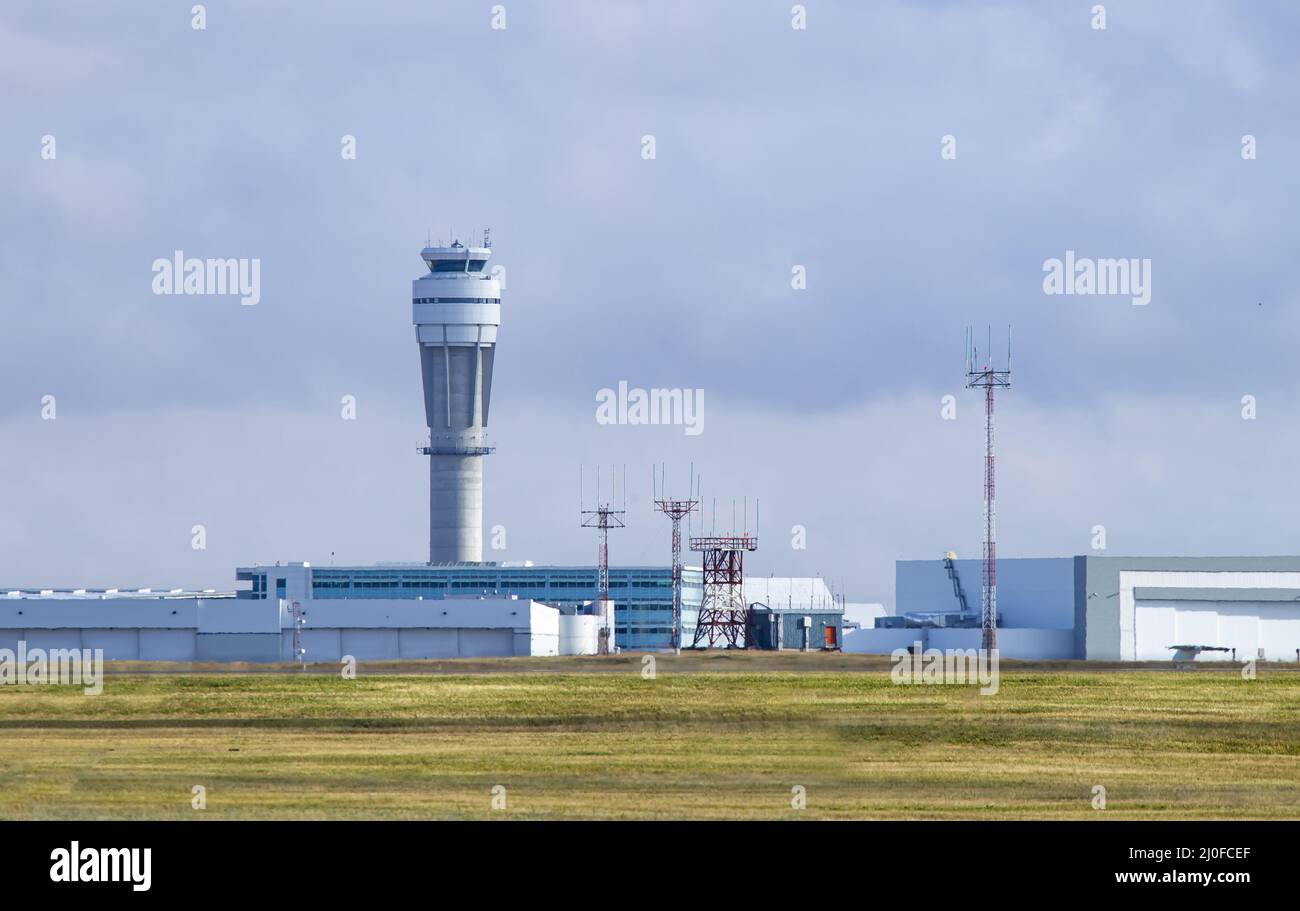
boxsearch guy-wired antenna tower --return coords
[653,465,699,653]
[689,498,759,649]
[965,326,1012,652]
[581,466,626,655]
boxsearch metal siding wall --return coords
[458,629,513,657]
[896,558,1075,628]
[81,629,140,661]
[339,629,400,661]
[398,628,460,659]
[140,629,196,661]
[297,628,343,662]
[19,630,81,651]
[195,633,279,662]
[777,613,840,649]
[1073,555,1088,659]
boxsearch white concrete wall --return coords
[842,628,929,654]
[529,602,559,656]
[842,627,1074,660]
[930,628,1074,659]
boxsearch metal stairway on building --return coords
[943,552,970,614]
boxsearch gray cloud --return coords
[2,0,1298,605]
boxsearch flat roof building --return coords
[238,561,703,651]
[847,555,1300,662]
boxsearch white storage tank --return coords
[558,614,599,655]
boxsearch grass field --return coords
[1,652,1297,819]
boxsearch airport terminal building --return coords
[0,561,706,662]
[242,561,703,652]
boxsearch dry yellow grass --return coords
[0,653,1296,819]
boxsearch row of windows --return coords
[308,579,679,591]
[311,571,677,581]
[427,260,487,272]
[413,297,500,304]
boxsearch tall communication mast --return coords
[581,466,625,654]
[653,465,699,653]
[965,326,1011,652]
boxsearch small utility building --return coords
[748,605,842,650]
[743,577,844,650]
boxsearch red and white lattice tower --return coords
[965,326,1011,652]
[688,533,758,648]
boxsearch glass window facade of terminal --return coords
[305,566,703,650]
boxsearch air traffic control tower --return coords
[413,235,501,564]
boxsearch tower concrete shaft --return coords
[414,238,501,564]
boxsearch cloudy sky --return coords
[2,1,1298,607]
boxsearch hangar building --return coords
[847,555,1300,662]
[0,585,559,662]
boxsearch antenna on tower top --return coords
[484,227,492,248]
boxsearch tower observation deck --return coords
[413,235,501,563]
